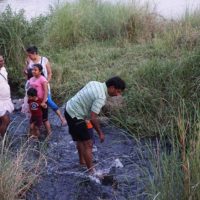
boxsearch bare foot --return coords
[29,135,39,141]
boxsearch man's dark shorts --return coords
[64,111,91,141]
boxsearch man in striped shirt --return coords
[64,76,126,174]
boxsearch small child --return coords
[27,87,43,139]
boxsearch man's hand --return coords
[90,111,105,143]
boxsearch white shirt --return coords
[0,66,10,99]
[27,56,48,79]
[0,66,14,116]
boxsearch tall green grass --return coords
[0,6,48,93]
[43,0,161,48]
[0,1,200,198]
[44,0,130,47]
[0,135,43,200]
[145,102,200,200]
[0,6,28,89]
[114,48,200,136]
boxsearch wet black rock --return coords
[101,174,115,186]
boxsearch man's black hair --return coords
[26,46,38,54]
[27,88,37,97]
[106,76,126,90]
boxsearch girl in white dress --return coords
[0,55,14,136]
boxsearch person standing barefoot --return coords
[29,64,51,136]
[64,76,126,174]
[0,55,14,137]
[24,46,67,126]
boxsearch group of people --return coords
[0,46,126,174]
[22,46,67,138]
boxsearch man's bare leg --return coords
[82,139,94,173]
[77,141,86,165]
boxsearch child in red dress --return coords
[27,87,44,139]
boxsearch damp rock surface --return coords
[8,107,158,200]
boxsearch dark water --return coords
[8,103,158,200]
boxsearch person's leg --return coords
[29,123,34,137]
[29,123,39,139]
[65,111,84,164]
[35,127,40,138]
[0,114,10,137]
[44,120,51,135]
[76,141,86,165]
[64,111,93,171]
[42,106,51,136]
[82,139,94,173]
[47,94,66,125]
[74,120,94,172]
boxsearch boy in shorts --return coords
[27,88,43,139]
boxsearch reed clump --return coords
[145,103,200,200]
[43,0,165,48]
[0,136,43,200]
[0,6,48,92]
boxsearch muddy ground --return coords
[7,104,158,200]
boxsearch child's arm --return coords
[41,81,48,108]
[38,98,44,109]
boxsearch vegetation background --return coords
[0,0,199,199]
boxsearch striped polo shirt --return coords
[66,81,108,119]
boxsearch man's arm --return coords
[90,111,105,143]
